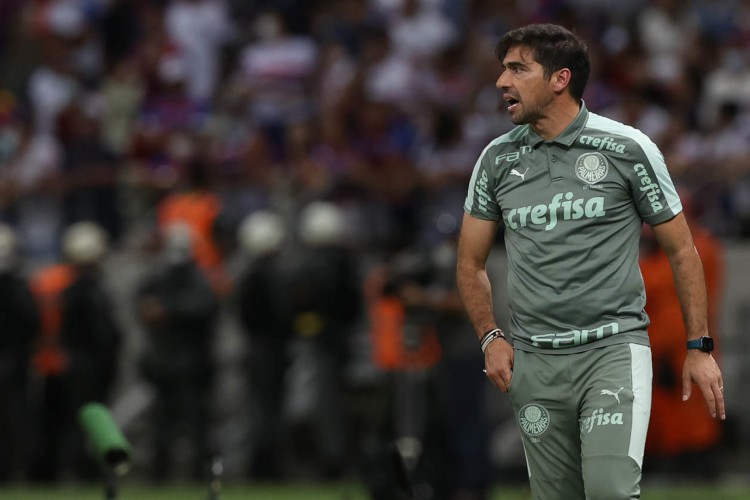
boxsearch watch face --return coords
[702,337,714,352]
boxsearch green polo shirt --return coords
[464,103,682,353]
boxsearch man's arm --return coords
[456,213,513,392]
[651,212,725,419]
[456,214,499,336]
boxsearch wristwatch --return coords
[686,336,714,353]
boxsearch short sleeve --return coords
[626,138,682,225]
[464,148,501,221]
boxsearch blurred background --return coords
[1,0,750,499]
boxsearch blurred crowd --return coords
[0,0,749,498]
[2,0,750,260]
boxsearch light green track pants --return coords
[508,343,652,500]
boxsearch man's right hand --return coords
[484,338,514,392]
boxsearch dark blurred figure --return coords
[283,201,361,478]
[640,194,724,480]
[237,201,361,479]
[362,215,490,500]
[0,223,39,482]
[362,243,449,500]
[101,0,142,70]
[28,221,121,481]
[235,209,289,479]
[136,222,220,482]
[422,223,491,500]
[59,222,123,479]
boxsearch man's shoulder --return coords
[582,112,659,154]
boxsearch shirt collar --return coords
[523,101,589,148]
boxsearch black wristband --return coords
[480,328,505,353]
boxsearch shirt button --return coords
[551,156,557,162]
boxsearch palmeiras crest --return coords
[575,152,609,185]
[518,403,551,437]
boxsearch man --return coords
[58,222,123,479]
[456,24,724,499]
[136,222,219,481]
[0,224,39,482]
[235,210,289,479]
[28,221,121,481]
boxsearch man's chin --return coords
[508,112,527,125]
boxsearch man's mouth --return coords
[505,96,520,111]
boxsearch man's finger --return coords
[488,370,510,393]
[496,376,508,392]
[714,383,726,420]
[681,370,692,402]
[699,382,717,417]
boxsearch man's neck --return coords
[531,98,581,141]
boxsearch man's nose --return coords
[496,72,508,89]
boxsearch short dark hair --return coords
[495,24,590,101]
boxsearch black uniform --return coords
[137,260,219,481]
[0,270,39,481]
[60,269,123,479]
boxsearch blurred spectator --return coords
[357,24,422,112]
[156,158,229,293]
[101,0,142,69]
[0,91,64,263]
[0,1,23,67]
[698,42,750,129]
[0,224,40,482]
[164,0,233,103]
[383,0,459,64]
[347,97,422,251]
[136,222,220,482]
[415,107,476,244]
[421,45,476,112]
[299,111,364,202]
[314,0,379,60]
[203,88,277,223]
[28,221,121,481]
[99,58,144,158]
[56,95,123,241]
[600,86,672,146]
[129,42,211,196]
[640,198,724,480]
[637,0,698,86]
[0,89,23,212]
[25,0,92,136]
[236,10,318,159]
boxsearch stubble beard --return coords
[509,93,555,126]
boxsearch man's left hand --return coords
[682,351,725,420]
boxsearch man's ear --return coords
[551,68,571,94]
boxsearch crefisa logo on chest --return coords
[575,152,609,186]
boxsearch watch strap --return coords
[686,339,703,350]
